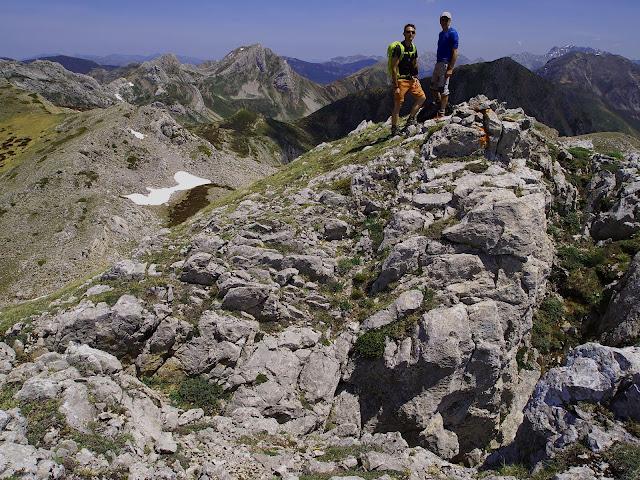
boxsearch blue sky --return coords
[2,0,639,62]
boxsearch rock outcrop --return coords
[2,95,638,479]
[0,59,116,109]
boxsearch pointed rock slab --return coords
[510,343,640,466]
[66,343,122,375]
[101,259,146,281]
[324,218,351,240]
[298,348,341,404]
[60,383,96,433]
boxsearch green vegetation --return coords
[603,443,640,480]
[354,289,438,359]
[20,399,131,454]
[422,216,459,239]
[254,373,268,385]
[337,255,362,275]
[0,82,69,173]
[197,144,212,157]
[364,213,387,252]
[0,384,19,410]
[76,170,98,188]
[126,154,140,170]
[605,150,624,160]
[143,376,227,415]
[35,177,49,189]
[329,176,352,196]
[531,296,569,357]
[191,109,314,160]
[483,443,590,480]
[465,160,490,173]
[0,270,104,338]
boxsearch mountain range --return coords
[4,45,640,144]
[538,51,640,130]
[25,55,118,75]
[299,56,639,142]
[75,52,207,66]
[509,45,607,70]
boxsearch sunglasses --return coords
[404,30,416,34]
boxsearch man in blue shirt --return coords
[430,11,459,119]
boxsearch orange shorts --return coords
[394,79,425,103]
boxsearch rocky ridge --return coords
[1,96,640,479]
[0,81,274,307]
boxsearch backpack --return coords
[387,41,417,78]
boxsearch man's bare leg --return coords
[408,95,426,120]
[440,94,449,115]
[392,98,402,132]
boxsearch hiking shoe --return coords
[400,116,418,136]
[434,110,446,121]
[391,125,399,136]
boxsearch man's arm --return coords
[447,48,458,77]
[391,56,401,89]
[412,56,419,81]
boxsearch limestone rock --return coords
[600,252,640,346]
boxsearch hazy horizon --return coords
[2,0,639,63]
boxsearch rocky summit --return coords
[1,94,640,480]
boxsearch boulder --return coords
[509,343,640,465]
[443,193,551,260]
[371,236,428,293]
[101,260,146,281]
[324,218,351,241]
[600,252,640,346]
[423,123,485,158]
[180,252,225,285]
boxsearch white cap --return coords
[440,11,452,19]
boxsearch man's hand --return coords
[445,68,454,78]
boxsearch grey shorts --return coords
[431,61,450,96]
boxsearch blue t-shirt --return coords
[437,27,459,63]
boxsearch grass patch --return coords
[143,376,227,415]
[465,160,489,173]
[337,255,362,275]
[197,144,212,157]
[364,213,388,252]
[317,444,381,462]
[603,443,640,480]
[531,296,570,361]
[329,177,352,196]
[0,384,20,410]
[605,150,624,160]
[126,154,140,170]
[354,289,437,359]
[423,216,458,239]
